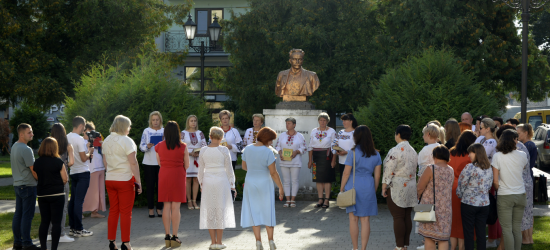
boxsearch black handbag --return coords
[486,192,498,225]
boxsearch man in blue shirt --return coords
[11,123,40,250]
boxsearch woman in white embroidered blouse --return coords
[275,117,307,208]
[243,114,264,147]
[308,112,337,208]
[181,115,207,210]
[198,127,236,250]
[139,111,164,217]
[218,110,243,170]
[331,113,358,182]
[381,125,418,250]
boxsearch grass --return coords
[0,162,12,178]
[0,185,15,200]
[480,216,550,250]
[0,212,40,250]
[0,155,10,161]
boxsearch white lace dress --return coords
[198,146,236,229]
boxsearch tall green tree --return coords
[219,0,385,125]
[0,0,192,109]
[377,0,550,104]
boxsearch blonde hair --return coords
[148,111,163,128]
[209,126,224,140]
[110,115,132,134]
[185,115,199,131]
[438,126,446,144]
[517,123,534,138]
[218,110,231,120]
[422,124,440,140]
[252,114,265,123]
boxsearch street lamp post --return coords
[183,14,222,97]
[493,0,549,123]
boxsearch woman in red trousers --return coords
[102,115,142,250]
[156,121,189,248]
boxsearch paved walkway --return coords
[10,201,424,250]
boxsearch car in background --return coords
[515,109,550,130]
[533,123,550,169]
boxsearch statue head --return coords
[288,49,305,70]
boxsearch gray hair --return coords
[209,126,224,140]
[317,112,330,122]
[110,115,132,134]
[285,117,296,125]
[252,113,265,123]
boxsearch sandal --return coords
[188,201,194,210]
[193,200,200,209]
[170,235,181,247]
[164,234,171,248]
[315,198,324,208]
[290,201,296,208]
[322,199,329,208]
[283,201,290,208]
[156,209,162,218]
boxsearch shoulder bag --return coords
[413,164,436,222]
[336,150,356,207]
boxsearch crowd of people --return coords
[9,110,536,250]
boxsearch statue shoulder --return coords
[302,68,317,76]
[278,69,291,76]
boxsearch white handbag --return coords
[413,165,436,223]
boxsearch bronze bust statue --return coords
[275,49,320,102]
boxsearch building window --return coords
[184,67,227,93]
[195,9,223,36]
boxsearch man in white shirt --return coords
[461,112,475,132]
[66,116,94,237]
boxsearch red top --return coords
[449,154,471,239]
[156,141,187,203]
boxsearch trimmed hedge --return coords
[62,53,213,206]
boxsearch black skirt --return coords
[312,150,335,183]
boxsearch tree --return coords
[0,0,192,109]
[9,103,51,149]
[355,49,500,155]
[219,0,385,126]
[0,119,10,154]
[377,0,550,104]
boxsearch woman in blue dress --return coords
[340,125,382,250]
[241,127,285,250]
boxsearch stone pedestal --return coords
[263,108,325,197]
[275,101,315,110]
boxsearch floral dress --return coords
[418,164,454,241]
[517,142,533,231]
[382,141,418,208]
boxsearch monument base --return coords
[264,108,325,196]
[282,95,306,102]
[276,101,315,110]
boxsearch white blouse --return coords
[275,132,307,168]
[308,127,336,151]
[181,130,207,166]
[417,143,438,177]
[331,130,355,165]
[221,127,243,161]
[243,128,261,147]
[139,127,164,166]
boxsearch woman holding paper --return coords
[181,115,207,210]
[275,117,307,208]
[219,110,243,170]
[139,111,164,218]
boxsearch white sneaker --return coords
[74,229,93,237]
[47,235,52,241]
[416,245,425,250]
[59,235,75,242]
[486,240,497,248]
[218,244,227,249]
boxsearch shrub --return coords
[355,48,500,156]
[9,103,51,149]
[62,52,213,206]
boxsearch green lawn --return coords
[0,212,40,250]
[0,155,10,161]
[0,162,12,178]
[0,185,15,200]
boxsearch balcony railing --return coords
[164,32,224,53]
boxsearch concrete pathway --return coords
[0,177,13,186]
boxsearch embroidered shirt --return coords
[275,131,307,168]
[308,127,336,151]
[382,141,418,208]
[456,163,493,207]
[139,127,164,165]
[212,127,243,161]
[181,130,207,166]
[243,127,261,147]
[331,130,356,165]
[476,136,497,163]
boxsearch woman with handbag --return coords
[416,145,454,250]
[456,143,493,250]
[381,125,418,250]
[339,125,382,250]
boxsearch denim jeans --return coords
[13,185,37,247]
[68,172,90,231]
